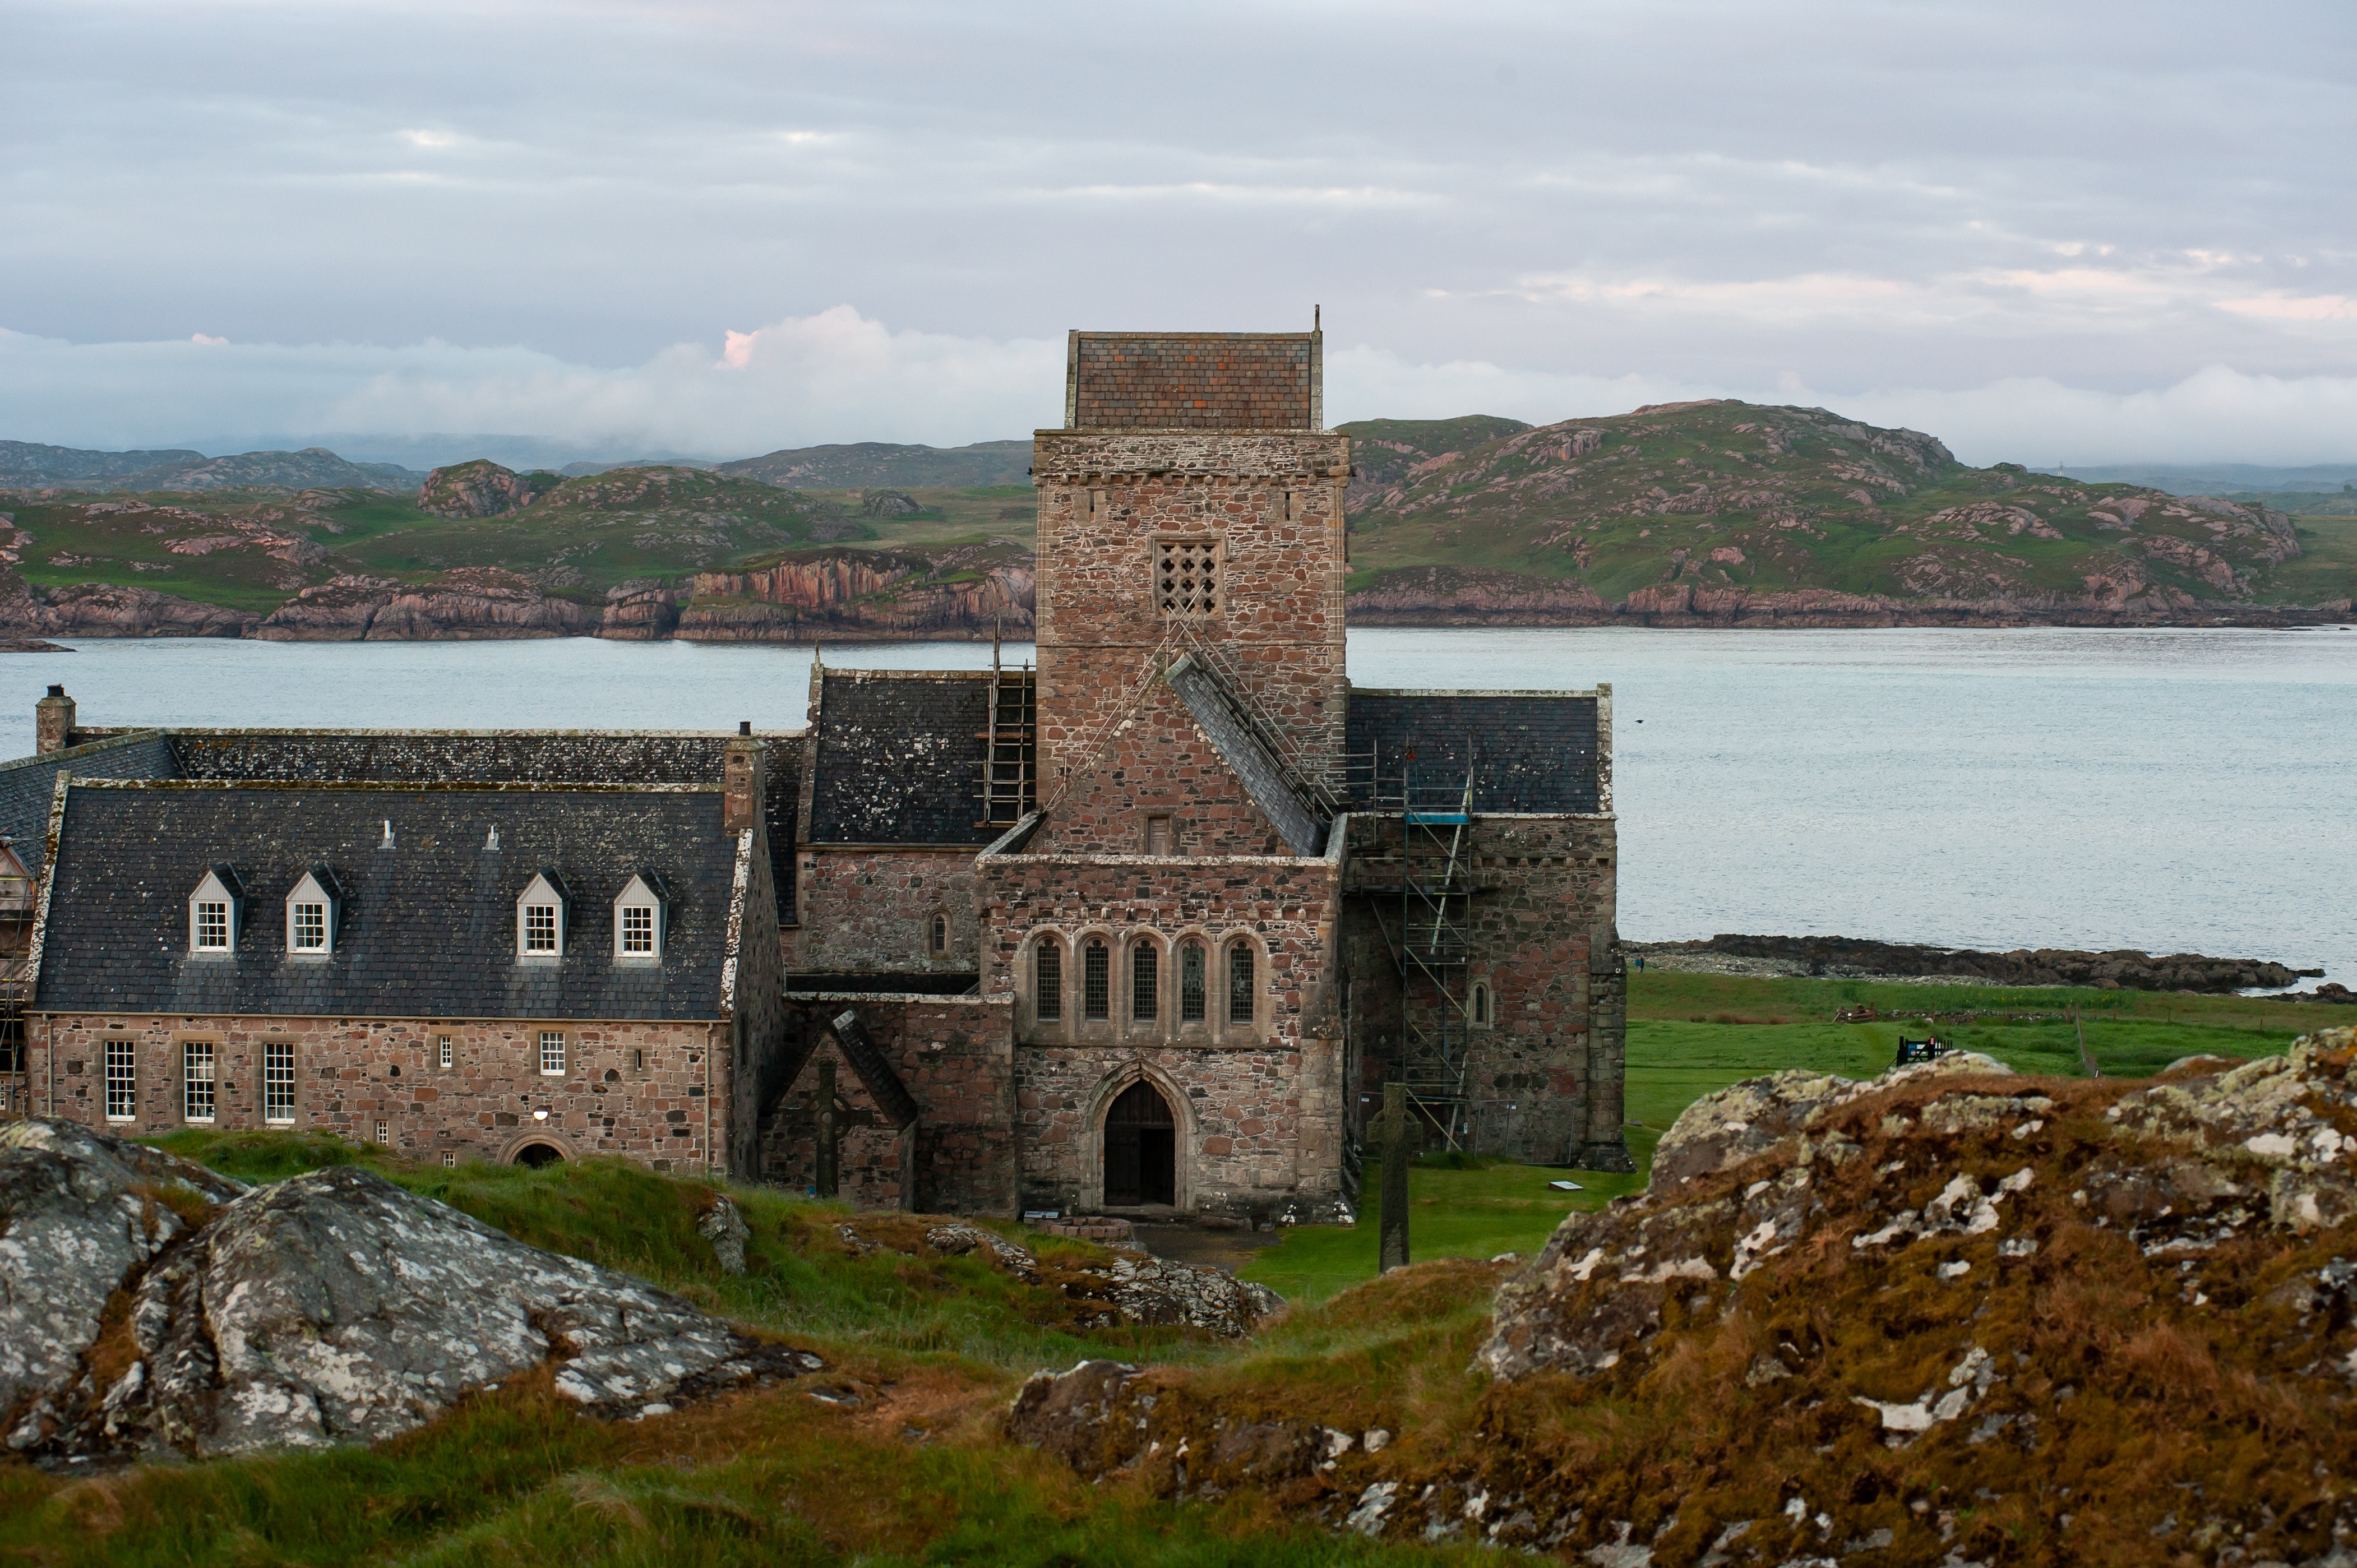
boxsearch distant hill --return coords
[1342,400,2347,622]
[717,440,1030,489]
[1,440,207,485]
[2040,462,2357,496]
[0,442,423,494]
[0,409,2346,637]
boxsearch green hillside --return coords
[1340,401,2341,609]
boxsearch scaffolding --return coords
[0,974,27,1120]
[1347,744,1480,1150]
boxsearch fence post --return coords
[1380,1081,1409,1273]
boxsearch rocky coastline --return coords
[1630,933,2322,992]
[0,573,2340,642]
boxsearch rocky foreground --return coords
[0,1121,1277,1466]
[1011,1028,2357,1565]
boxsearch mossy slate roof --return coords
[806,671,997,845]
[33,783,744,1020]
[0,733,178,876]
[1346,692,1602,814]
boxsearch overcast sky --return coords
[4,0,2354,464]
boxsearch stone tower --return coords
[1030,329,1352,841]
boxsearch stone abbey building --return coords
[1,327,1629,1220]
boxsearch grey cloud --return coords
[3,0,2353,458]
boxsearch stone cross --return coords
[815,1057,840,1199]
[1379,1081,1409,1273]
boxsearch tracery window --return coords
[1083,940,1110,1021]
[1179,941,1206,1023]
[1131,942,1159,1023]
[1035,941,1062,1021]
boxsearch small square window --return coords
[442,1150,457,1168]
[539,1030,566,1076]
[290,903,327,951]
[524,905,558,952]
[195,901,230,950]
[621,905,655,954]
[1156,540,1219,617]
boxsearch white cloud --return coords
[0,308,1062,454]
[8,313,2357,469]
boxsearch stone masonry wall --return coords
[761,996,1015,1214]
[1342,813,1621,1165]
[1030,432,1351,794]
[977,847,1344,1219]
[1028,681,1290,858]
[27,1012,724,1171]
[785,848,979,974]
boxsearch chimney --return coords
[723,724,762,833]
[34,686,74,756]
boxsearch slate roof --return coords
[1346,691,1602,814]
[0,732,179,876]
[33,781,747,1020]
[73,727,801,921]
[1066,331,1320,431]
[1165,655,1327,855]
[806,670,997,845]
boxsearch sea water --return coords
[6,626,2351,983]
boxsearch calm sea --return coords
[6,627,2351,985]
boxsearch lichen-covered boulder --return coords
[2108,1026,2357,1231]
[1650,1051,2011,1194]
[0,1120,820,1460]
[0,1120,245,1449]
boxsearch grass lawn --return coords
[1240,1139,1656,1307]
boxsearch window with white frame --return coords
[284,867,339,956]
[182,1039,216,1122]
[104,1035,136,1120]
[612,872,665,962]
[373,1118,389,1145]
[539,1030,566,1075]
[436,1034,453,1069]
[517,869,569,960]
[1154,539,1219,617]
[264,1039,296,1123]
[188,866,241,954]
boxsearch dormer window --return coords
[284,867,343,959]
[188,866,244,956]
[516,868,570,962]
[612,871,669,964]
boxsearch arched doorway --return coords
[514,1141,566,1169]
[1103,1080,1175,1206]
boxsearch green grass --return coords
[1241,1141,1653,1307]
[148,1130,1193,1376]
